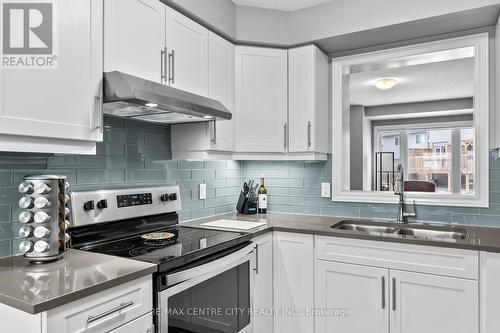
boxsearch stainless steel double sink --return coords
[331,220,468,240]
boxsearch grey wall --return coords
[289,0,500,44]
[371,114,474,128]
[350,106,364,190]
[164,0,237,39]
[364,98,474,118]
[163,0,500,53]
[235,6,291,46]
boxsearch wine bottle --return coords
[258,176,267,214]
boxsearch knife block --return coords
[236,190,257,214]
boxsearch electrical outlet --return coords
[199,183,206,200]
[321,182,331,198]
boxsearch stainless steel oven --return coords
[157,243,255,333]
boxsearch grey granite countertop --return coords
[182,212,500,253]
[0,249,157,314]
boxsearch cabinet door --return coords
[165,6,208,96]
[108,313,153,333]
[288,46,315,152]
[235,46,288,153]
[315,260,389,333]
[390,270,478,333]
[0,0,103,150]
[208,32,235,151]
[273,232,314,333]
[253,233,274,333]
[104,0,165,83]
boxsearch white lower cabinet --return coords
[0,276,153,333]
[108,312,153,333]
[315,260,389,333]
[251,233,482,333]
[253,233,274,333]
[273,232,314,333]
[314,236,479,333]
[481,251,500,333]
[390,270,478,333]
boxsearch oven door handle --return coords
[165,243,255,287]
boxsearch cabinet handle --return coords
[307,121,312,149]
[161,47,167,83]
[381,276,386,309]
[392,278,396,311]
[87,301,134,324]
[253,244,259,275]
[210,118,217,144]
[95,96,103,133]
[283,123,287,150]
[169,50,175,84]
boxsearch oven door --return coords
[157,243,255,333]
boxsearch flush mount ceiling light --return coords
[373,78,398,90]
[145,102,158,107]
[203,115,213,119]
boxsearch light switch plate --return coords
[199,183,207,200]
[321,182,331,198]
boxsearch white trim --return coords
[332,33,489,208]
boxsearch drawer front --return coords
[316,236,479,279]
[47,275,152,333]
[108,312,153,333]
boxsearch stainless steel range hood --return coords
[102,71,232,124]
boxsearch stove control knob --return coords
[83,200,95,211]
[160,194,169,202]
[34,240,50,253]
[169,193,177,201]
[19,241,33,253]
[97,199,108,209]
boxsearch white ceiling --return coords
[232,0,333,11]
[349,57,474,106]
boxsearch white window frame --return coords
[331,33,489,207]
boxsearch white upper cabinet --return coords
[0,0,103,154]
[207,32,235,151]
[165,6,208,96]
[104,0,165,83]
[288,45,329,154]
[235,46,288,153]
[171,32,235,158]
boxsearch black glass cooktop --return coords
[78,225,252,272]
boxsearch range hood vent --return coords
[102,71,232,124]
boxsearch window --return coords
[433,146,446,156]
[415,133,425,144]
[461,128,475,194]
[407,129,452,192]
[375,126,475,195]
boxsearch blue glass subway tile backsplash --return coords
[0,116,500,257]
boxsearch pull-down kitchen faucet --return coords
[394,164,416,223]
